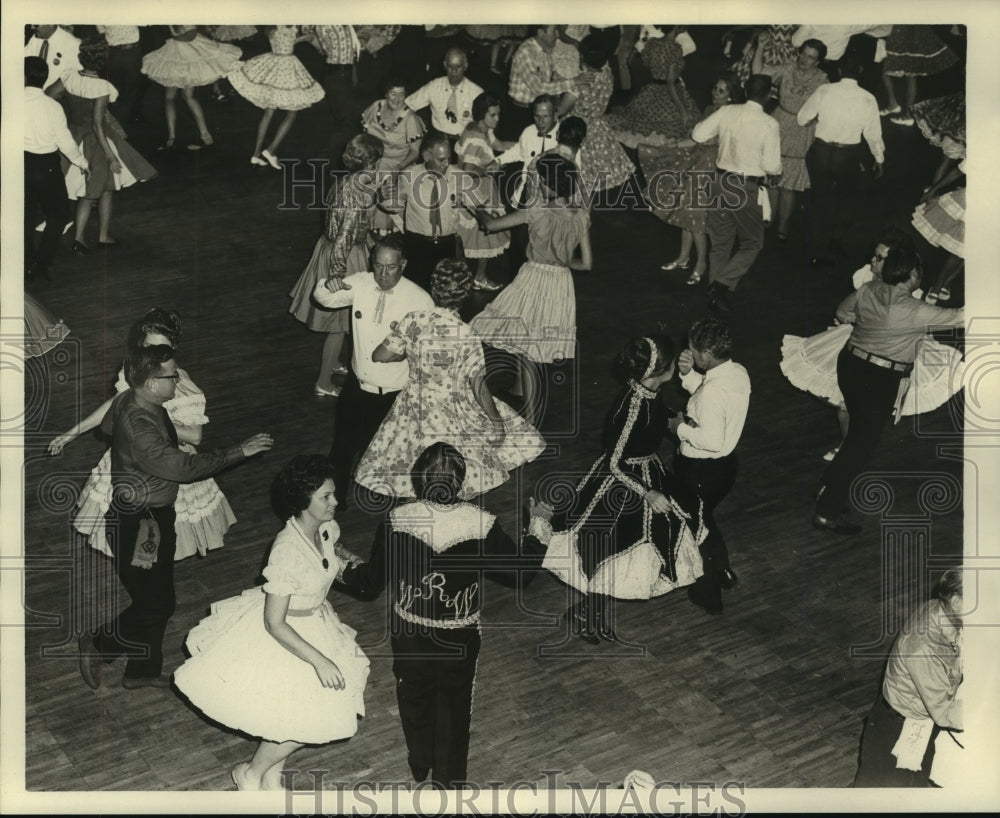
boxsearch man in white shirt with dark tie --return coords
[494,94,560,205]
[669,318,750,615]
[313,235,433,507]
[692,74,781,312]
[24,56,89,287]
[406,48,483,142]
[24,24,81,91]
[798,52,885,268]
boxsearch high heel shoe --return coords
[72,240,93,256]
[187,136,214,151]
[156,138,175,152]
[261,149,281,170]
[685,269,705,286]
[660,258,690,272]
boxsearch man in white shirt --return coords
[495,95,560,205]
[798,53,885,268]
[691,74,781,312]
[24,56,89,287]
[96,25,142,121]
[24,24,81,91]
[383,131,468,291]
[405,48,483,140]
[669,318,750,615]
[313,235,433,507]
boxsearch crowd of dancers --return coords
[25,22,970,791]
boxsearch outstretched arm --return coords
[48,397,114,455]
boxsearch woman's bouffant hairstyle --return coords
[411,442,467,504]
[800,38,828,63]
[881,246,923,285]
[382,75,408,96]
[471,92,501,123]
[688,317,733,360]
[614,334,676,383]
[271,455,336,520]
[536,153,578,198]
[343,133,384,172]
[716,70,745,104]
[557,116,587,151]
[128,307,182,350]
[124,344,174,389]
[78,35,109,74]
[431,258,473,309]
[579,33,613,70]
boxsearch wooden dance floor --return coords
[12,21,986,805]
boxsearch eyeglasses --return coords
[153,373,180,381]
[872,253,889,261]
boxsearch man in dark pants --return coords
[96,25,142,122]
[23,56,89,287]
[813,247,963,534]
[78,345,273,689]
[313,236,433,507]
[797,52,885,267]
[310,25,360,169]
[669,318,750,615]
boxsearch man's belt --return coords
[846,343,913,374]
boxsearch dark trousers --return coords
[24,151,71,272]
[854,693,938,787]
[706,173,764,291]
[502,100,534,141]
[107,44,142,122]
[93,504,177,679]
[674,452,738,606]
[325,64,357,169]
[805,139,864,252]
[330,374,399,506]
[816,349,905,519]
[391,623,481,787]
[403,231,460,292]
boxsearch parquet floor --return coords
[7,20,991,809]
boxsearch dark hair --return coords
[382,75,408,96]
[557,116,587,151]
[535,153,577,198]
[420,130,451,157]
[343,133,384,171]
[78,35,108,74]
[933,567,963,608]
[127,307,182,351]
[531,93,556,114]
[272,455,336,520]
[124,344,174,388]
[411,442,466,504]
[800,38,828,63]
[881,246,923,285]
[373,232,406,262]
[614,334,676,382]
[25,56,48,87]
[531,24,556,38]
[471,92,501,124]
[840,52,865,80]
[579,33,611,70]
[688,317,732,360]
[431,258,473,309]
[745,74,772,103]
[717,71,745,104]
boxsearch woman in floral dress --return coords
[606,27,699,149]
[354,260,545,499]
[289,135,383,398]
[228,25,325,168]
[639,71,742,284]
[47,308,236,561]
[763,39,829,240]
[560,34,634,195]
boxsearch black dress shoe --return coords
[72,240,93,256]
[708,285,732,313]
[409,763,430,782]
[812,513,862,535]
[717,568,739,590]
[687,585,723,615]
[78,634,101,690]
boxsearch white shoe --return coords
[250,155,268,167]
[231,762,259,791]
[261,149,281,170]
[314,383,342,397]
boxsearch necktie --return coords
[39,39,50,61]
[445,87,458,124]
[429,174,442,237]
[374,288,391,324]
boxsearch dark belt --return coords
[326,63,353,71]
[815,137,860,150]
[846,343,913,374]
[406,231,457,245]
[359,381,396,395]
[716,167,764,183]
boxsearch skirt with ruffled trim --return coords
[911,93,965,159]
[912,188,965,257]
[228,53,325,111]
[74,449,236,560]
[174,589,369,744]
[141,35,242,88]
[23,295,69,359]
[288,237,368,333]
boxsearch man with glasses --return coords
[314,235,433,507]
[406,48,483,144]
[78,345,273,690]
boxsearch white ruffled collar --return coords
[389,501,496,552]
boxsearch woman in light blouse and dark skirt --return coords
[341,442,544,787]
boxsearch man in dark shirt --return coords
[79,345,273,689]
